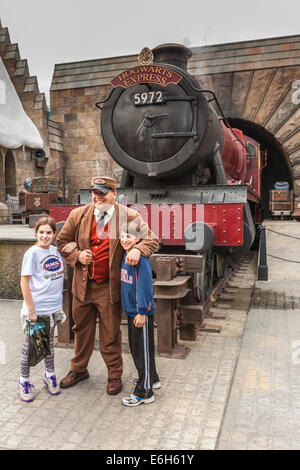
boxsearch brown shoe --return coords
[60,370,89,389]
[107,378,122,395]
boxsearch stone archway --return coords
[5,150,16,197]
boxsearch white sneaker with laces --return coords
[133,377,161,389]
[122,393,155,407]
[19,381,35,402]
[43,374,61,395]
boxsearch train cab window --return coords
[247,142,257,158]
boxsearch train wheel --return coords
[194,250,214,303]
[216,253,228,278]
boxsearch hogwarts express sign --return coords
[111,65,183,89]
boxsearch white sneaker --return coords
[43,374,61,395]
[133,377,161,389]
[122,393,155,407]
[19,381,35,402]
[153,381,161,390]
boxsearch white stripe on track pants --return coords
[128,315,157,399]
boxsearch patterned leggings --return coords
[20,327,55,378]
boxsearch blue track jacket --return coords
[121,253,155,317]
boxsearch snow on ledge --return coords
[0,58,43,149]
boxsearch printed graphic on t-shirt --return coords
[20,245,64,316]
[41,255,63,280]
[42,256,61,272]
[121,268,133,284]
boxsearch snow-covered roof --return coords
[0,57,43,149]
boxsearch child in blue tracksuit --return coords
[120,221,160,407]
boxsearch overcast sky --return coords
[1,0,300,105]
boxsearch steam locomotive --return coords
[51,43,264,355]
[96,44,263,356]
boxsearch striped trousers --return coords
[20,327,55,378]
[128,315,158,399]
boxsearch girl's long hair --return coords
[34,216,57,234]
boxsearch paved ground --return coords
[217,220,300,450]
[0,219,299,450]
[0,299,243,451]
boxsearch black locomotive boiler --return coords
[98,44,263,357]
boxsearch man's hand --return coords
[61,242,77,255]
[134,314,146,328]
[78,249,93,265]
[125,248,141,266]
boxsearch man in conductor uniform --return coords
[56,176,159,395]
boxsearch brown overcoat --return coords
[56,202,159,304]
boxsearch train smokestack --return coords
[152,43,193,71]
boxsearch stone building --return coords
[51,34,300,212]
[50,62,121,202]
[0,20,64,205]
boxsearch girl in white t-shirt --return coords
[19,216,65,402]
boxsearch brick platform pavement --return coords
[217,284,300,450]
[217,220,300,450]
[0,299,241,451]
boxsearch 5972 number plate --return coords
[131,91,167,106]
